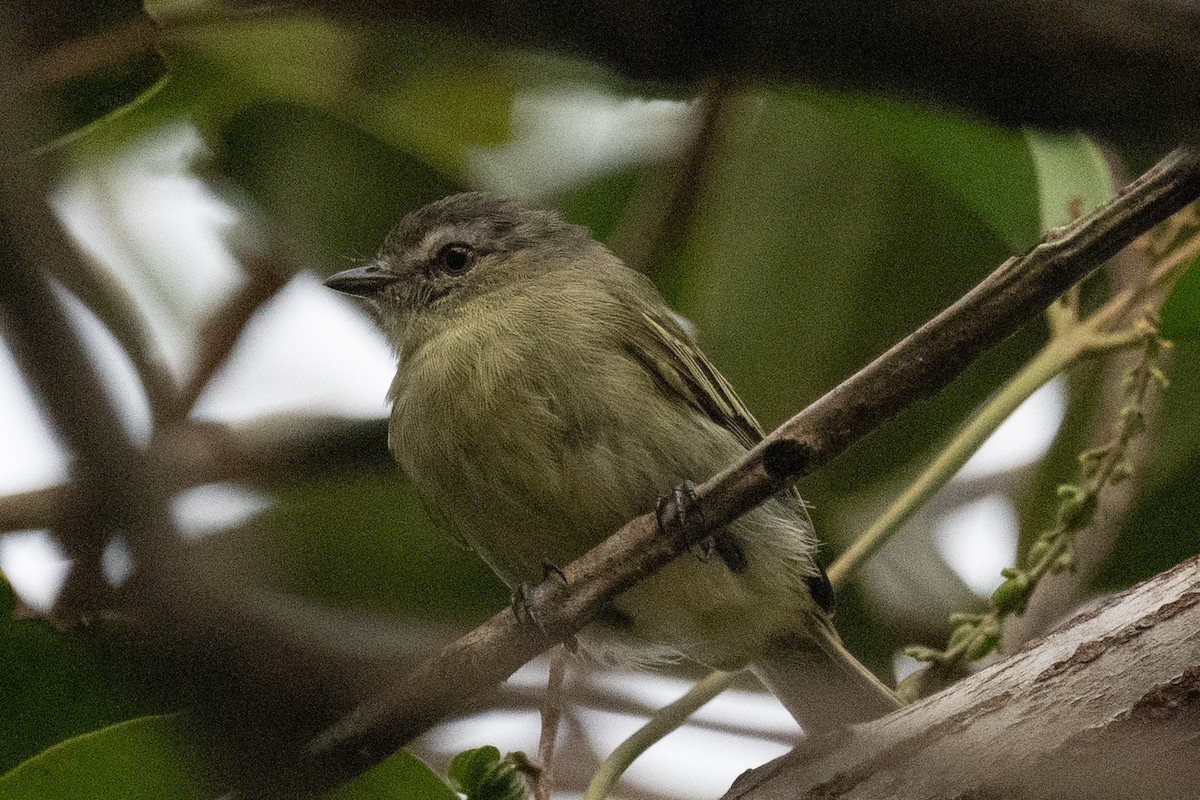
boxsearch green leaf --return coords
[1160,254,1200,339]
[791,86,1042,253]
[0,716,209,800]
[1024,130,1114,232]
[262,471,504,620]
[448,746,504,794]
[550,167,642,245]
[0,581,162,774]
[448,746,533,800]
[24,1,167,144]
[0,713,455,800]
[329,749,458,800]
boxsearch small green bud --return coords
[1056,483,1083,500]
[448,746,535,800]
[1026,539,1051,564]
[992,574,1029,615]
[948,623,976,649]
[1056,486,1095,530]
[1109,458,1133,485]
[904,645,942,663]
[1052,550,1076,574]
[966,631,1001,661]
[948,612,983,625]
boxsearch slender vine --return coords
[896,203,1200,697]
[901,317,1171,692]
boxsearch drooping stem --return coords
[581,670,737,800]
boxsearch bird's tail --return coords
[750,618,902,733]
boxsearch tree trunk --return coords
[724,556,1200,800]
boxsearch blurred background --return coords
[3,2,1200,799]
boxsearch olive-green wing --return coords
[630,311,766,450]
[628,310,833,609]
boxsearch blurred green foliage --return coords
[264,471,505,620]
[0,584,161,773]
[0,714,456,800]
[1161,255,1200,339]
[0,716,211,800]
[447,746,534,800]
[6,4,1200,798]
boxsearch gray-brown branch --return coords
[300,148,1200,790]
[0,7,169,615]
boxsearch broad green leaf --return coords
[215,101,461,276]
[791,87,1041,253]
[1024,131,1114,231]
[0,714,455,800]
[447,746,533,800]
[24,1,167,144]
[1160,254,1200,339]
[330,749,458,800]
[262,471,504,621]
[355,25,517,174]
[551,167,642,245]
[0,581,161,774]
[179,17,361,113]
[0,716,208,800]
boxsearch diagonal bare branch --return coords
[0,9,171,615]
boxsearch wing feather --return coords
[632,311,766,449]
[626,310,832,608]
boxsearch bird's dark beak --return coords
[323,264,399,297]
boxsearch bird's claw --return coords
[510,562,578,651]
[655,481,747,572]
[656,481,711,558]
[511,583,538,627]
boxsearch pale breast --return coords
[387,306,665,585]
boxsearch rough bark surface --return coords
[724,556,1200,800]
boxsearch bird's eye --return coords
[436,243,476,275]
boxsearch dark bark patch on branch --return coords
[1037,590,1200,681]
[761,439,813,480]
[1125,666,1200,723]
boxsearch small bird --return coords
[325,193,899,730]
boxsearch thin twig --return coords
[0,11,171,615]
[168,251,288,419]
[610,78,729,278]
[582,670,736,800]
[534,645,568,800]
[299,147,1200,790]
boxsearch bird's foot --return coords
[656,481,710,558]
[510,583,538,626]
[656,481,748,573]
[510,562,577,651]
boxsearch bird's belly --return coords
[390,361,819,669]
[390,371,637,586]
